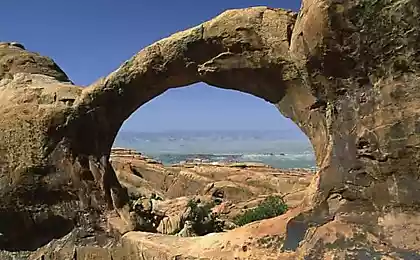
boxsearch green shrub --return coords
[184,199,223,235]
[233,196,288,226]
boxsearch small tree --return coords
[233,196,288,226]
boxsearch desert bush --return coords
[184,199,223,235]
[233,196,288,226]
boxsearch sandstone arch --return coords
[1,0,420,258]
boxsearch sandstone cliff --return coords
[0,0,419,259]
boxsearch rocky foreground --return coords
[27,148,313,260]
[109,148,313,234]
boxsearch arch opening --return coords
[107,81,321,237]
[73,6,330,177]
[67,6,332,229]
[113,83,316,170]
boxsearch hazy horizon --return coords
[114,129,315,169]
[117,126,307,135]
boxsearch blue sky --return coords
[2,0,302,132]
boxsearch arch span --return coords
[39,6,332,237]
[70,6,330,208]
[74,7,328,175]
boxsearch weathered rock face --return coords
[1,0,420,258]
[0,44,127,250]
[282,0,420,257]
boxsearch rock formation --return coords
[1,0,420,258]
[109,148,312,236]
[110,148,312,203]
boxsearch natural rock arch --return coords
[72,6,330,208]
[1,0,419,258]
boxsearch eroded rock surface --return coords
[1,0,420,258]
[109,148,312,236]
[110,148,311,203]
